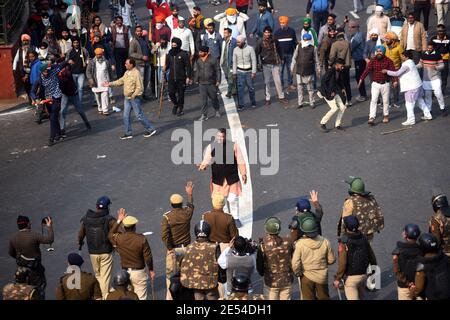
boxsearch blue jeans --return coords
[237,72,256,107]
[59,94,90,130]
[72,73,85,103]
[123,96,154,134]
[280,54,293,88]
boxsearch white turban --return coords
[369,28,380,35]
[236,35,246,42]
[375,5,384,12]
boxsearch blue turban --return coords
[302,33,312,40]
[375,45,386,54]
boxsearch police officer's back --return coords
[411,233,450,300]
[392,224,422,300]
[223,274,264,300]
[429,193,450,257]
[55,253,102,300]
[289,192,324,242]
[202,193,239,243]
[106,270,139,300]
[2,267,39,300]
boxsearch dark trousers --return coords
[114,47,128,78]
[48,98,61,140]
[300,276,329,300]
[342,67,352,102]
[223,65,236,95]
[442,60,449,93]
[354,60,367,97]
[199,84,219,116]
[29,264,46,300]
[313,11,329,37]
[414,2,431,30]
[168,79,186,109]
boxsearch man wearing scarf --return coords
[301,17,318,47]
[164,37,193,116]
[291,33,320,109]
[255,26,288,106]
[274,16,297,93]
[152,15,172,43]
[214,7,249,39]
[58,29,72,58]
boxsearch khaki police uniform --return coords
[55,271,102,300]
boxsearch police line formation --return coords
[7,0,450,300]
[5,177,450,300]
[15,0,449,146]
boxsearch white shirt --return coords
[118,3,132,27]
[93,60,108,92]
[171,27,195,55]
[406,23,415,50]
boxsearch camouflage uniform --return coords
[180,238,220,300]
[2,283,39,300]
[429,211,450,256]
[339,194,384,242]
[224,292,265,300]
[256,234,294,300]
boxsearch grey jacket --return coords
[232,44,257,74]
[129,38,145,67]
[194,55,221,85]
[86,57,114,87]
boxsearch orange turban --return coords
[155,15,165,23]
[384,31,398,41]
[21,34,31,41]
[279,16,289,24]
[226,8,237,15]
[94,48,104,55]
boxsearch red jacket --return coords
[152,25,172,44]
[147,0,172,23]
[228,0,253,7]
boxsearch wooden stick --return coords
[380,127,410,135]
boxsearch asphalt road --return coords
[0,0,449,300]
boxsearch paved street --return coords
[0,0,449,300]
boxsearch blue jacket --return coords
[350,31,365,61]
[274,27,297,58]
[200,31,223,60]
[29,59,42,86]
[364,39,378,60]
[251,11,274,38]
[221,37,237,67]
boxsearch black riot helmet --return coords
[113,270,130,287]
[194,220,211,238]
[432,194,450,213]
[418,233,439,253]
[231,274,250,292]
[404,224,421,240]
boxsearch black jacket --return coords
[165,49,192,81]
[194,55,221,85]
[320,67,346,102]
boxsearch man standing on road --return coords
[318,58,347,132]
[220,28,237,98]
[65,37,89,104]
[106,270,139,300]
[78,196,116,299]
[164,37,193,116]
[429,193,450,256]
[349,21,367,102]
[366,5,391,41]
[306,0,335,36]
[334,216,377,300]
[289,192,324,242]
[129,25,152,100]
[250,1,274,39]
[400,13,427,64]
[384,31,404,109]
[108,208,155,300]
[329,27,352,107]
[233,35,257,110]
[338,176,384,243]
[255,27,289,106]
[358,46,398,125]
[194,46,221,121]
[161,181,194,300]
[9,215,54,299]
[430,25,450,95]
[104,58,157,140]
[274,16,297,94]
[199,128,248,226]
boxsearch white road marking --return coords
[0,107,30,117]
[182,0,254,238]
[349,10,360,19]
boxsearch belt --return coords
[237,67,252,71]
[123,267,145,271]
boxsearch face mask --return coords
[227,14,237,24]
[39,48,48,57]
[156,23,163,30]
[42,18,50,26]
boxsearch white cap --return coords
[375,5,384,12]
[369,28,380,35]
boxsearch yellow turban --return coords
[226,8,237,16]
[94,48,104,55]
[279,16,289,24]
[385,31,398,41]
[203,18,214,27]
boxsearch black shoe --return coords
[177,108,184,116]
[297,103,304,109]
[320,124,328,132]
[335,126,345,131]
[237,106,245,111]
[120,134,133,140]
[172,106,178,115]
[144,129,157,138]
[60,129,67,138]
[47,139,55,146]
[225,93,232,98]
[85,123,92,131]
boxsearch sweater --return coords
[232,44,257,74]
[417,50,445,82]
[109,67,143,99]
[274,27,297,58]
[329,38,352,67]
[193,54,221,85]
[250,11,274,38]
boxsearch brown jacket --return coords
[55,271,102,300]
[111,25,130,49]
[161,194,194,250]
[400,21,427,52]
[106,287,139,300]
[9,228,54,260]
[202,209,239,243]
[108,222,154,270]
[329,38,352,67]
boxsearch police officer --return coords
[338,176,384,243]
[78,196,116,298]
[180,220,221,300]
[108,208,155,300]
[410,233,450,300]
[289,190,324,242]
[392,224,422,300]
[106,270,139,300]
[429,193,450,257]
[2,267,39,300]
[257,217,294,300]
[161,181,194,300]
[334,216,377,300]
[223,274,264,300]
[56,253,102,300]
[9,215,54,299]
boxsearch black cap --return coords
[199,46,209,52]
[17,215,30,230]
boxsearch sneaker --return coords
[368,118,375,126]
[346,101,353,107]
[237,106,245,111]
[215,111,221,118]
[402,120,415,126]
[60,129,67,138]
[47,139,55,146]
[442,108,448,117]
[279,98,289,105]
[225,93,232,98]
[177,109,184,116]
[382,115,389,123]
[319,123,328,132]
[102,111,110,116]
[97,110,103,114]
[356,96,367,102]
[421,115,433,121]
[251,105,257,109]
[335,125,345,131]
[120,134,133,140]
[144,129,157,138]
[393,103,401,109]
[264,100,271,106]
[198,114,208,121]
[297,103,304,109]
